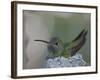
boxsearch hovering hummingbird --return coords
[34,29,88,58]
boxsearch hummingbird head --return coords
[34,37,63,53]
[49,37,59,45]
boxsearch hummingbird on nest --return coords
[34,29,88,59]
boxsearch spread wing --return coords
[65,29,88,56]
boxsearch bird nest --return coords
[46,53,87,68]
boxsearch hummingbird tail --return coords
[72,29,87,42]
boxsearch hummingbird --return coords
[34,29,88,59]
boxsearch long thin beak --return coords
[34,40,49,44]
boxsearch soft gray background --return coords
[23,10,91,69]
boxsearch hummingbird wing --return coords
[65,29,88,56]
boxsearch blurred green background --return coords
[54,13,91,65]
[43,12,91,65]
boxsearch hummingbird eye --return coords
[55,42,58,45]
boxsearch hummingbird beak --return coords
[34,39,49,44]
